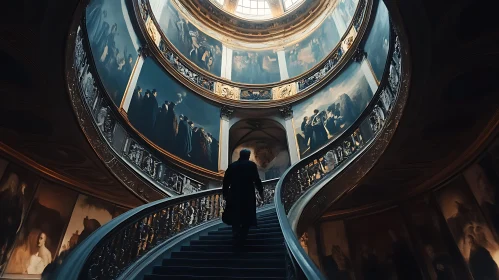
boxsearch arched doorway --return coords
[229,119,290,180]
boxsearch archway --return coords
[229,119,290,180]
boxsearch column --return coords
[353,48,378,91]
[221,46,233,80]
[219,106,234,171]
[279,106,300,164]
[277,50,289,80]
[332,8,348,35]
[121,47,150,111]
[361,59,379,89]
[121,0,141,51]
[149,0,166,18]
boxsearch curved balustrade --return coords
[136,0,371,103]
[74,23,214,196]
[50,178,278,280]
[274,26,403,278]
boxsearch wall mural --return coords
[0,162,40,275]
[86,0,139,106]
[314,140,499,280]
[5,181,78,276]
[58,195,123,256]
[347,209,423,280]
[363,0,390,81]
[158,0,222,76]
[284,13,341,79]
[0,155,130,278]
[402,197,469,280]
[437,177,499,280]
[293,62,373,157]
[231,50,281,84]
[319,220,356,279]
[128,58,221,171]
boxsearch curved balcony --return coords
[137,0,373,104]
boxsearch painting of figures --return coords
[437,176,499,280]
[58,195,119,255]
[346,209,424,280]
[0,162,40,275]
[231,50,280,84]
[157,1,222,76]
[293,62,373,157]
[464,162,499,236]
[5,180,77,276]
[86,0,139,106]
[363,0,390,81]
[403,196,470,280]
[285,14,341,78]
[319,220,356,280]
[127,58,220,171]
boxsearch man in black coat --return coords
[222,149,264,246]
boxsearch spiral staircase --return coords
[1,0,498,279]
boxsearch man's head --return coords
[37,232,47,248]
[239,149,251,160]
[152,89,158,97]
[314,109,319,114]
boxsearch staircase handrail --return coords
[274,21,404,279]
[49,178,278,280]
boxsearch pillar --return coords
[277,50,289,80]
[332,8,348,35]
[219,106,234,171]
[351,48,378,92]
[279,106,300,164]
[221,46,233,80]
[120,47,150,112]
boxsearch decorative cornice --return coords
[278,105,293,120]
[215,83,240,100]
[220,106,235,120]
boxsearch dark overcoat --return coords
[222,159,263,227]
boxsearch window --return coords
[236,0,271,17]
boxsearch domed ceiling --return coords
[211,0,305,20]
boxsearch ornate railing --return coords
[50,178,278,280]
[136,0,371,102]
[74,23,209,196]
[275,25,403,279]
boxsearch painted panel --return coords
[231,49,280,84]
[129,58,221,171]
[158,0,223,76]
[293,62,374,157]
[284,13,341,78]
[86,0,139,106]
[0,163,40,274]
[5,181,78,275]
